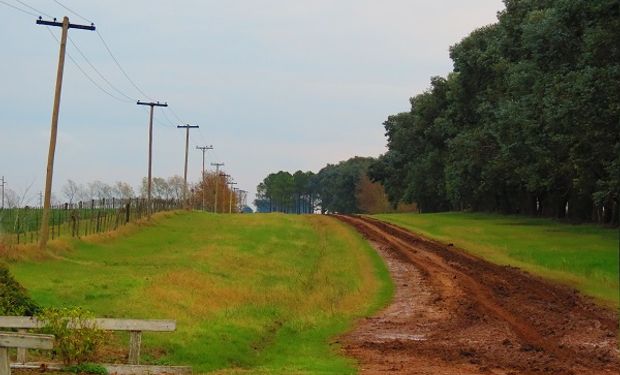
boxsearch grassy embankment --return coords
[374,212,619,306]
[9,212,393,374]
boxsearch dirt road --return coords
[336,215,619,375]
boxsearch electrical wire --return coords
[168,106,185,123]
[50,1,202,140]
[45,26,130,104]
[52,0,92,24]
[43,1,208,154]
[68,35,135,102]
[0,0,38,17]
[14,0,51,17]
[160,109,178,127]
[95,29,153,101]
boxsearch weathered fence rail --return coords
[0,316,176,365]
[0,332,54,375]
[0,198,181,245]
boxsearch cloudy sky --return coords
[0,0,505,206]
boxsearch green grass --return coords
[373,212,619,306]
[9,212,393,374]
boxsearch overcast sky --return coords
[0,0,505,207]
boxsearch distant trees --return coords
[139,176,184,201]
[255,157,416,214]
[60,180,136,203]
[370,0,619,224]
[255,171,317,213]
[190,171,239,213]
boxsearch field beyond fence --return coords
[0,198,182,245]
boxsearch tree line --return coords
[255,157,416,214]
[370,0,619,224]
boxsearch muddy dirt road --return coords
[336,215,619,375]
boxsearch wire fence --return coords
[0,198,181,245]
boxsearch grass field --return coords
[9,212,393,374]
[373,212,619,306]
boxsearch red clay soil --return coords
[336,215,619,375]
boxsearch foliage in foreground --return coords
[37,307,107,365]
[63,363,108,375]
[0,262,39,315]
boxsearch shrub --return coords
[38,307,107,365]
[0,262,40,315]
[63,363,108,375]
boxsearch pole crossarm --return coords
[137,101,168,107]
[36,18,96,31]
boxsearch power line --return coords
[95,29,153,101]
[168,106,185,123]
[160,108,177,127]
[46,27,129,103]
[0,0,38,17]
[14,0,51,17]
[67,35,135,102]
[53,0,92,24]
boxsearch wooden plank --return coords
[103,364,192,375]
[128,331,141,365]
[0,333,54,350]
[12,363,192,375]
[0,317,175,332]
[90,319,175,332]
[0,317,40,329]
[15,330,26,364]
[0,348,10,375]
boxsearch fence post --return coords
[125,203,131,224]
[16,217,20,244]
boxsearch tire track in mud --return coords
[336,215,619,375]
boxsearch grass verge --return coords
[373,212,619,306]
[9,212,393,374]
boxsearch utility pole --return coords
[196,145,213,211]
[176,124,199,209]
[238,189,247,212]
[37,16,95,250]
[137,100,168,218]
[210,163,224,213]
[228,181,237,213]
[0,176,5,210]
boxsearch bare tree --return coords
[114,181,135,200]
[89,181,113,201]
[62,179,80,204]
[167,175,185,201]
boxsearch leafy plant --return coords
[63,363,108,375]
[0,262,40,315]
[37,307,107,365]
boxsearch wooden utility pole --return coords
[37,16,95,250]
[228,181,237,213]
[238,189,247,212]
[196,145,213,211]
[176,124,199,209]
[137,101,167,218]
[210,163,224,213]
[0,176,5,210]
